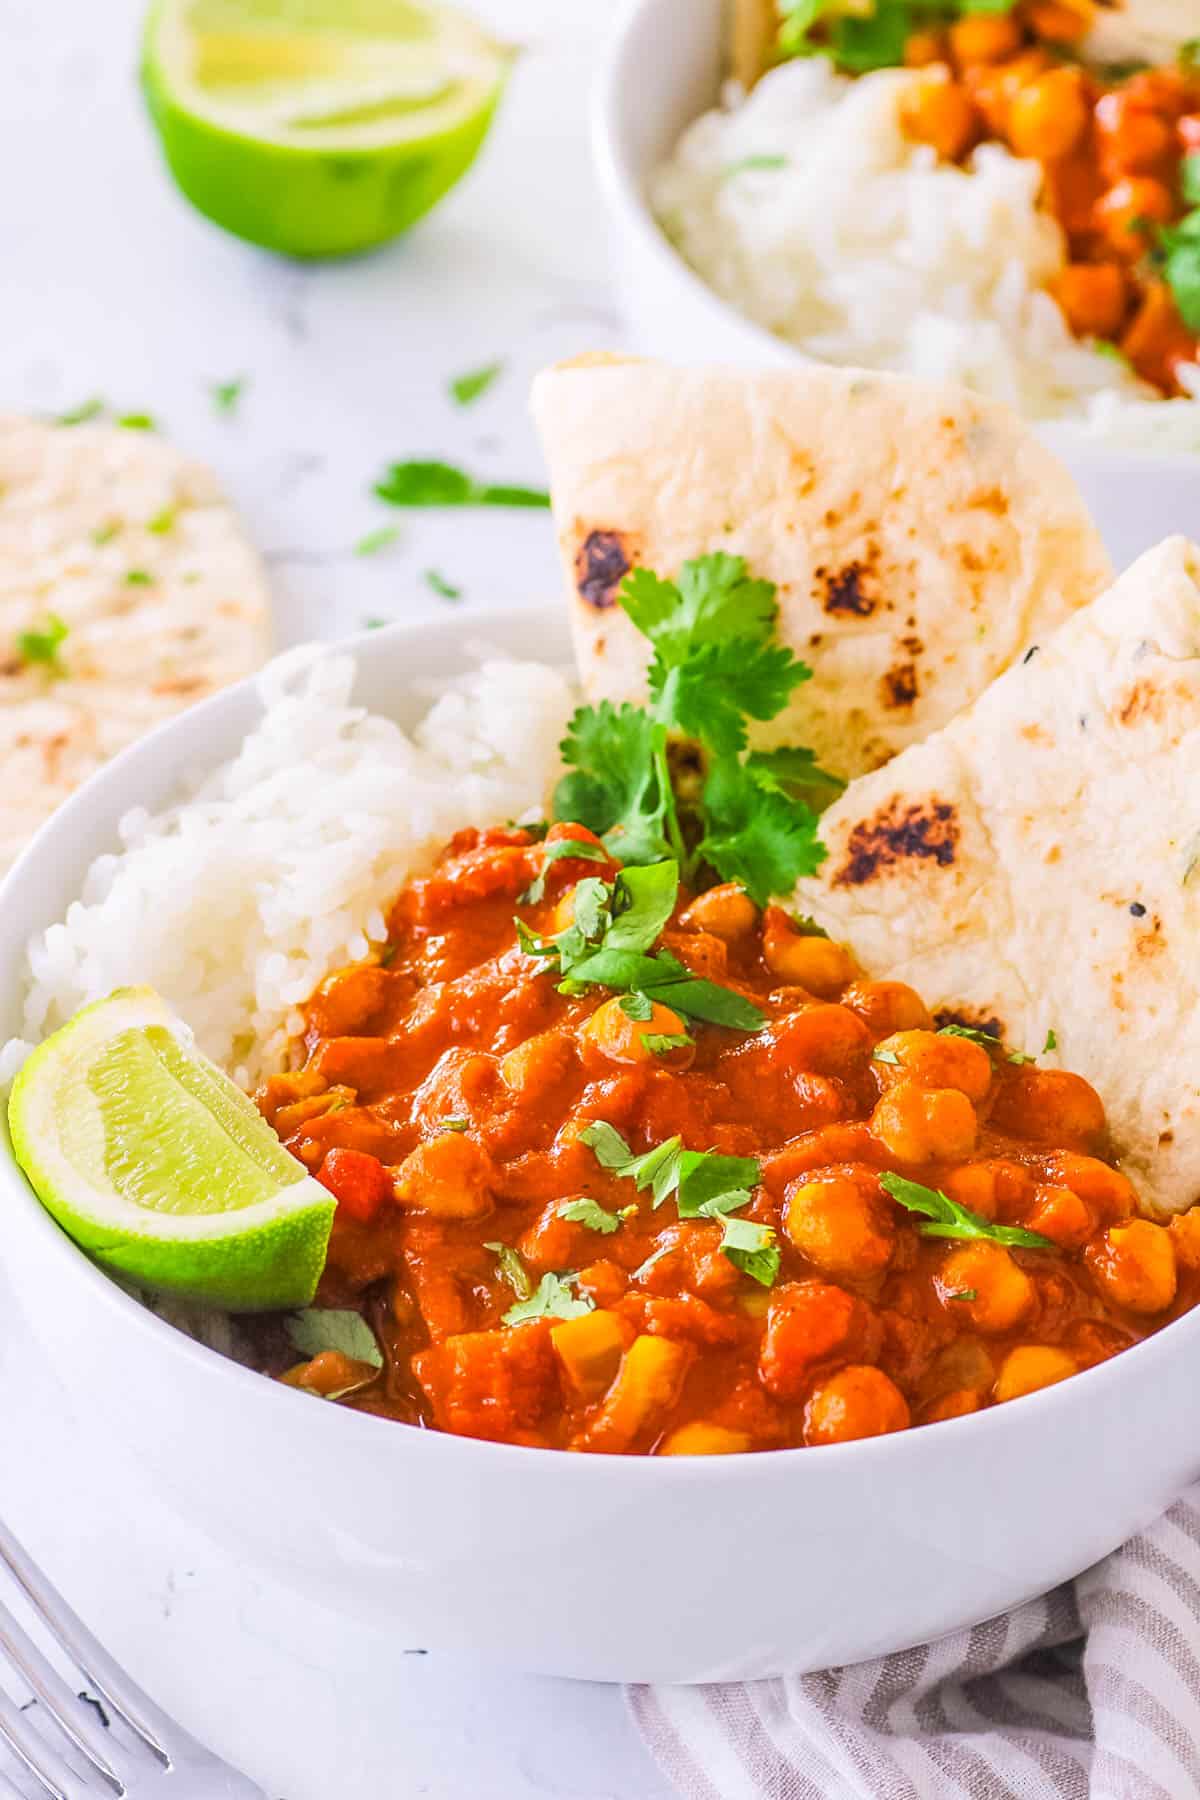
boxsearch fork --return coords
[0,1518,268,1798]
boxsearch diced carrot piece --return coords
[551,1310,632,1401]
[571,1335,693,1454]
[316,1147,392,1224]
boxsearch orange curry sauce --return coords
[897,11,1200,392]
[256,823,1200,1453]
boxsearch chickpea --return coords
[966,49,1050,137]
[943,1158,1034,1221]
[904,29,947,69]
[994,1345,1077,1404]
[1095,91,1173,176]
[762,910,855,995]
[581,996,694,1069]
[950,12,1023,66]
[1041,1152,1134,1222]
[989,1067,1105,1149]
[1025,1184,1093,1249]
[899,70,979,162]
[871,1082,978,1164]
[804,1366,910,1446]
[1051,263,1128,340]
[775,1004,873,1078]
[1096,176,1174,260]
[872,1029,993,1103]
[939,1242,1034,1332]
[1086,1220,1177,1315]
[1168,1208,1200,1272]
[922,1387,983,1424]
[1024,0,1090,43]
[659,1422,750,1455]
[679,883,758,943]
[1007,68,1089,161]
[395,1132,494,1219]
[843,980,932,1037]
[784,1171,894,1278]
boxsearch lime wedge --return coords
[141,0,512,257]
[8,988,334,1310]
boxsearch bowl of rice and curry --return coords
[2,359,1199,1679]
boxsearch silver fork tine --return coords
[0,1521,175,1759]
[0,1684,95,1800]
[0,1589,125,1788]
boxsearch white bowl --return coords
[4,608,1200,1683]
[594,0,1200,573]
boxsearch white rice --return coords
[3,645,575,1087]
[653,59,1200,451]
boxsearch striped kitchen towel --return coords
[630,1493,1200,1800]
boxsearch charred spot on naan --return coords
[573,528,636,610]
[819,560,877,618]
[833,797,959,887]
[881,661,919,710]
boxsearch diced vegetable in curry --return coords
[258,824,1200,1454]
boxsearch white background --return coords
[0,1,676,1795]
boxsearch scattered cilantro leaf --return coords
[124,569,152,586]
[1161,221,1200,331]
[146,507,176,535]
[485,1241,533,1302]
[91,522,119,545]
[355,526,399,557]
[644,1032,694,1056]
[1183,154,1200,209]
[56,398,104,426]
[15,613,68,673]
[211,377,246,415]
[557,1198,626,1235]
[620,991,654,1022]
[719,1217,781,1287]
[605,862,680,954]
[502,1271,593,1325]
[287,1309,383,1368]
[374,459,549,508]
[881,1172,1054,1249]
[520,836,610,905]
[938,1023,1000,1049]
[580,1123,766,1283]
[1043,1028,1058,1054]
[442,1117,469,1133]
[423,568,462,601]
[364,616,389,630]
[873,1047,901,1065]
[949,1288,978,1301]
[449,360,505,407]
[117,413,155,431]
[722,153,788,179]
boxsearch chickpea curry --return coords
[774,2,1200,394]
[259,823,1200,1455]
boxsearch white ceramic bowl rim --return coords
[593,0,1199,480]
[3,608,1200,1483]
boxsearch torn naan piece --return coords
[794,535,1200,1213]
[532,358,1112,780]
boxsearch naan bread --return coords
[0,417,271,870]
[531,359,1112,780]
[794,536,1200,1213]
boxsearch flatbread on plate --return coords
[794,535,1200,1214]
[532,358,1112,780]
[0,417,271,870]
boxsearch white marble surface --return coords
[0,2,676,1795]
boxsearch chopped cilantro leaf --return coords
[581,1124,762,1230]
[441,1117,469,1133]
[938,1023,1001,1049]
[117,413,155,431]
[620,991,654,1022]
[1183,154,1200,209]
[881,1172,1053,1249]
[211,377,246,415]
[557,1197,626,1234]
[873,1047,901,1065]
[520,836,608,905]
[949,1288,978,1302]
[484,1241,533,1302]
[354,526,399,557]
[374,459,549,509]
[423,568,462,601]
[719,1217,781,1287]
[287,1308,382,1369]
[1043,1028,1058,1054]
[502,1271,593,1325]
[56,398,104,426]
[722,153,788,179]
[146,507,175,535]
[449,360,505,407]
[124,569,152,586]
[644,1032,694,1057]
[605,862,680,954]
[91,522,119,545]
[15,613,68,673]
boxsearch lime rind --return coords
[8,988,334,1311]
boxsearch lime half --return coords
[8,988,334,1310]
[141,0,512,257]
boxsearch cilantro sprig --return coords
[581,1122,780,1286]
[553,553,841,906]
[518,860,766,1031]
[776,0,1017,72]
[881,1173,1054,1250]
